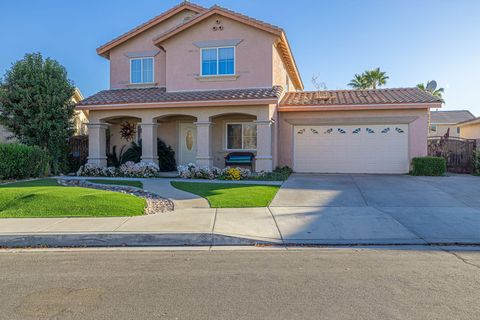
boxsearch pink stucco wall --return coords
[277,108,429,168]
[161,14,277,91]
[108,9,195,89]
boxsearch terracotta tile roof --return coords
[280,88,443,106]
[77,86,283,106]
[430,110,475,124]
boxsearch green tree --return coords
[348,68,389,89]
[0,53,75,173]
[417,80,444,101]
[348,74,369,89]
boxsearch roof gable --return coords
[153,5,304,90]
[96,2,206,58]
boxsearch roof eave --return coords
[153,7,283,46]
[457,118,480,127]
[96,2,207,59]
[279,102,442,112]
[76,98,279,111]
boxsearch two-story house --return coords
[77,2,442,174]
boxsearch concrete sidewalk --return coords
[0,208,284,247]
[2,204,480,247]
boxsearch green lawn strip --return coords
[171,181,280,208]
[86,179,143,189]
[0,179,145,218]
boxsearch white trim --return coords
[200,46,236,77]
[130,57,155,84]
[225,121,257,151]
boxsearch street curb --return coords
[0,233,279,248]
[1,233,480,248]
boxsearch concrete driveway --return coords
[270,174,480,244]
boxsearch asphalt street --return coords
[0,247,479,320]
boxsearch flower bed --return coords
[77,161,160,178]
[177,163,251,180]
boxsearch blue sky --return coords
[1,0,479,113]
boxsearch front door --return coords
[179,123,197,165]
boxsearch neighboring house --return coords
[71,88,89,135]
[429,110,475,137]
[456,117,480,139]
[0,88,88,142]
[76,2,442,174]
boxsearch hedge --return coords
[0,143,50,180]
[411,156,446,176]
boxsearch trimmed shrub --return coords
[474,150,480,175]
[252,166,293,181]
[0,143,50,180]
[411,156,446,176]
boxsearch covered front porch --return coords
[85,104,276,172]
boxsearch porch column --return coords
[195,121,214,167]
[87,123,108,167]
[140,120,159,165]
[254,119,273,172]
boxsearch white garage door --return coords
[293,124,409,174]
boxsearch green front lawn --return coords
[171,181,280,208]
[86,179,143,188]
[0,179,145,218]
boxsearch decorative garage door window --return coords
[296,126,406,135]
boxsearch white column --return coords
[195,121,214,167]
[87,123,108,167]
[254,119,273,172]
[140,121,159,165]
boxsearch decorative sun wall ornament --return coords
[120,121,137,141]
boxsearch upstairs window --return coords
[130,57,154,84]
[201,47,235,76]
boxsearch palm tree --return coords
[348,68,388,89]
[348,74,369,89]
[363,68,389,89]
[417,80,444,101]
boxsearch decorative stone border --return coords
[58,179,174,214]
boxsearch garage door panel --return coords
[293,125,409,174]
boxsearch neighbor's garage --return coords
[293,124,409,173]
